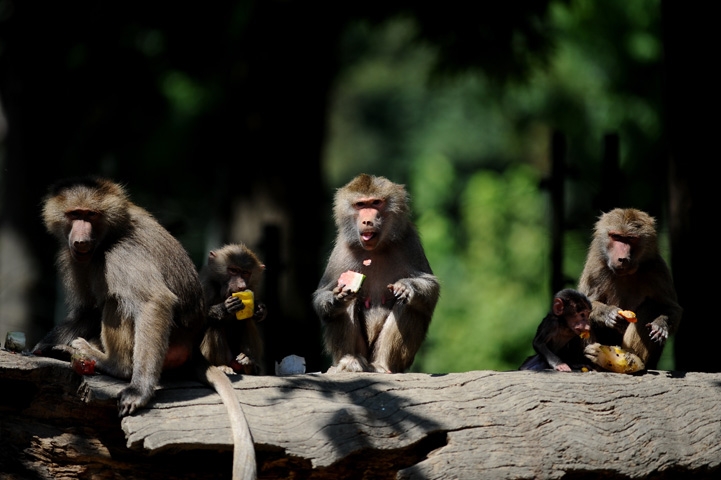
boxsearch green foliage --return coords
[413,164,551,372]
[323,0,670,372]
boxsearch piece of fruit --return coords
[618,310,637,323]
[232,291,255,320]
[338,270,366,293]
[584,343,645,374]
[71,354,96,375]
[579,331,590,339]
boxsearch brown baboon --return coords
[313,173,440,373]
[519,289,592,372]
[578,208,683,369]
[33,177,256,480]
[200,243,266,375]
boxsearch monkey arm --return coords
[532,339,568,371]
[588,300,626,330]
[312,285,355,322]
[387,274,440,309]
[207,303,232,322]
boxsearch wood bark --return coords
[1,349,719,479]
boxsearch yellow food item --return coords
[586,344,645,374]
[232,291,255,320]
[579,331,590,339]
[618,310,637,323]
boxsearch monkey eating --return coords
[578,208,683,370]
[313,173,440,373]
[519,289,592,372]
[32,177,256,480]
[200,243,267,375]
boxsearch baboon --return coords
[578,208,683,369]
[312,173,440,373]
[519,289,592,372]
[200,243,266,375]
[32,177,256,480]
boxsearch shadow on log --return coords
[1,349,720,479]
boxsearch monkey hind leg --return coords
[370,309,430,373]
[327,354,372,373]
[519,354,551,371]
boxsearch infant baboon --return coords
[520,289,592,372]
[200,243,267,375]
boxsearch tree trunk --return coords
[2,350,719,479]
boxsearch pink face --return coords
[66,209,100,262]
[354,197,385,251]
[605,231,639,275]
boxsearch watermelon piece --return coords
[338,270,365,293]
[71,354,96,375]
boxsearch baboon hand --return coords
[254,302,267,322]
[388,281,413,304]
[647,318,669,344]
[594,304,624,329]
[224,295,244,314]
[332,284,357,302]
[118,385,149,417]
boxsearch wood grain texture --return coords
[2,350,720,479]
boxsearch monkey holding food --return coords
[200,243,267,375]
[313,173,440,373]
[33,177,256,480]
[519,289,592,372]
[578,208,683,370]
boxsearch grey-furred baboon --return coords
[312,173,440,373]
[578,208,683,369]
[200,243,267,375]
[32,176,256,480]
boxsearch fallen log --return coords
[1,349,719,479]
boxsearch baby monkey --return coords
[200,243,267,375]
[520,289,592,372]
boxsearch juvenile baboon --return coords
[578,208,683,369]
[313,173,440,373]
[200,243,266,375]
[33,177,256,480]
[519,289,592,372]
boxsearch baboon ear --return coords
[552,298,565,316]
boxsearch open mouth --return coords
[361,231,375,242]
[71,247,94,262]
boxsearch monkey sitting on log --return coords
[313,173,440,373]
[32,177,256,480]
[519,289,592,372]
[578,208,683,370]
[200,243,267,375]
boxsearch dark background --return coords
[0,0,714,372]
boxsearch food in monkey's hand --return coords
[338,270,366,293]
[583,343,645,374]
[618,310,637,323]
[232,291,255,320]
[71,353,96,375]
